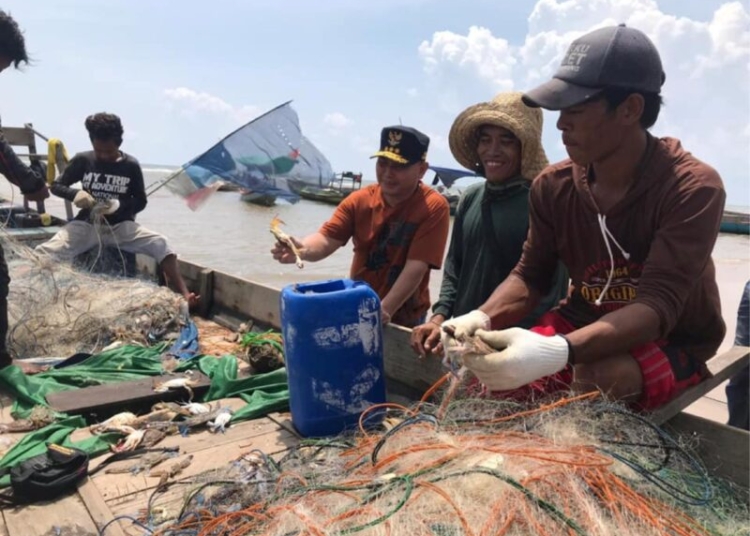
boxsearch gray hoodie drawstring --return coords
[596,214,630,306]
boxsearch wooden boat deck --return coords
[0,398,301,536]
[0,199,744,534]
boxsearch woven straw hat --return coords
[449,91,549,180]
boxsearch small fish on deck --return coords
[141,427,167,448]
[0,420,35,433]
[0,405,57,434]
[105,449,177,475]
[149,454,193,489]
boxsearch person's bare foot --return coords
[15,361,49,375]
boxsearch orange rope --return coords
[417,481,475,536]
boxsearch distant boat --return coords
[239,189,277,207]
[297,171,363,206]
[435,188,460,215]
[428,166,477,216]
[721,210,750,235]
[298,186,347,205]
[216,181,240,192]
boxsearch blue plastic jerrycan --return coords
[280,278,387,437]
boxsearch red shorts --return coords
[471,311,705,411]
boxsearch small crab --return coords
[153,377,199,400]
[90,412,138,434]
[441,329,496,375]
[180,402,211,416]
[270,216,303,269]
[110,426,146,453]
[208,407,233,434]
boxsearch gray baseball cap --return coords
[522,24,665,110]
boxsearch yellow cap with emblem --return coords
[371,126,429,165]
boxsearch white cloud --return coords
[163,87,259,123]
[417,0,750,202]
[407,88,419,97]
[323,112,353,131]
[418,26,516,90]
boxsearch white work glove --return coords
[97,199,120,215]
[440,310,491,343]
[462,328,570,391]
[73,190,96,209]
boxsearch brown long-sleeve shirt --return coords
[513,136,726,362]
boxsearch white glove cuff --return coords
[474,310,491,330]
[540,335,570,372]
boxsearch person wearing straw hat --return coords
[441,25,725,410]
[272,125,450,328]
[410,92,568,358]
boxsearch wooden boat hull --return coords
[2,197,747,492]
[298,187,347,206]
[138,256,749,489]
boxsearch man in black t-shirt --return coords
[37,113,198,307]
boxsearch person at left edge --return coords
[0,10,50,375]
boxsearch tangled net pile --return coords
[132,379,748,536]
[2,234,187,359]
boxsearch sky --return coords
[0,0,748,205]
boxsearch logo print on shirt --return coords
[84,172,132,200]
[579,258,642,312]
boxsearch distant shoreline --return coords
[138,166,750,212]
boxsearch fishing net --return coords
[1,227,187,360]
[138,375,749,536]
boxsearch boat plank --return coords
[651,345,749,425]
[194,268,214,318]
[211,271,282,328]
[78,477,128,536]
[666,412,750,490]
[3,491,98,536]
[382,324,444,397]
[104,424,298,514]
[267,411,299,437]
[684,396,727,423]
[46,371,212,416]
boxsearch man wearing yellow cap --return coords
[272,126,450,327]
[410,92,568,359]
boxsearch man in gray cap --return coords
[441,25,726,411]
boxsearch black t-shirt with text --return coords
[51,151,147,225]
